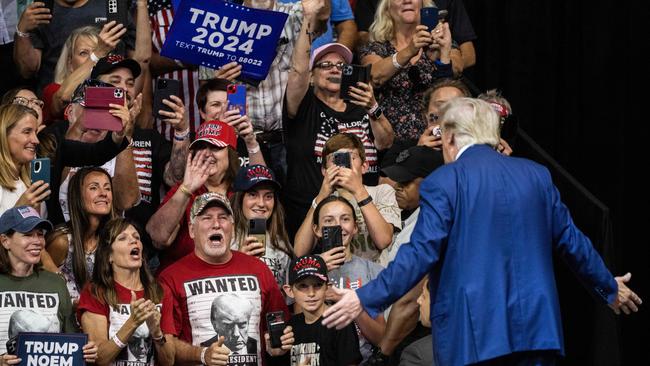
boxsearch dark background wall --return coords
[463,1,648,364]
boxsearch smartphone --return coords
[83,86,125,131]
[153,78,181,118]
[332,151,351,168]
[5,336,16,355]
[106,0,128,55]
[432,126,442,137]
[339,64,371,100]
[227,84,247,115]
[266,311,285,349]
[421,7,439,32]
[30,158,51,185]
[249,218,266,256]
[321,225,343,252]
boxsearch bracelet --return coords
[174,128,190,141]
[357,196,373,208]
[178,184,192,197]
[200,347,208,365]
[112,334,126,349]
[391,52,404,70]
[247,144,261,155]
[311,198,318,210]
[15,25,30,38]
[90,52,100,64]
[368,102,379,115]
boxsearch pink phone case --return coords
[83,87,125,131]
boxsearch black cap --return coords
[91,54,141,79]
[288,255,328,285]
[234,164,281,192]
[380,146,444,183]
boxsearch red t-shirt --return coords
[159,251,289,366]
[42,82,62,125]
[156,183,208,272]
[78,282,158,365]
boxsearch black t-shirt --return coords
[288,313,361,366]
[355,0,477,43]
[125,128,171,259]
[284,87,379,207]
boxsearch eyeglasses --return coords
[427,113,439,123]
[314,61,345,71]
[13,96,44,109]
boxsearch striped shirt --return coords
[198,2,303,132]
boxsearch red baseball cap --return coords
[190,120,237,150]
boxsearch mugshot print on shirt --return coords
[0,291,61,352]
[184,275,262,366]
[109,304,157,366]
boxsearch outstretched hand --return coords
[321,287,363,329]
[609,273,642,315]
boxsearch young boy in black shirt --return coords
[284,255,362,366]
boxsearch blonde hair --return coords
[440,98,501,149]
[54,26,100,84]
[369,0,434,42]
[0,104,38,191]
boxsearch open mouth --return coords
[130,247,141,260]
[27,248,42,256]
[209,233,223,242]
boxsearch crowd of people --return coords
[0,0,643,365]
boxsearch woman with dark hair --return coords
[312,195,386,363]
[77,217,173,366]
[43,167,117,302]
[230,165,294,291]
[0,206,98,365]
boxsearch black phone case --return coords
[321,225,343,252]
[266,312,285,349]
[153,79,181,117]
[339,64,371,100]
[106,0,128,55]
[333,151,351,168]
[421,7,439,32]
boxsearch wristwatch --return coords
[366,346,389,365]
[368,105,383,120]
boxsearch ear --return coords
[283,284,295,299]
[1,234,10,250]
[188,222,195,240]
[312,224,322,239]
[199,108,207,121]
[360,159,369,175]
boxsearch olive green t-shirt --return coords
[0,270,77,353]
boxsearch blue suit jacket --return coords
[357,145,618,366]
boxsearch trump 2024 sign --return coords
[161,0,288,83]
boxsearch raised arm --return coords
[146,151,211,248]
[13,2,49,78]
[158,95,190,186]
[51,22,125,117]
[285,0,326,119]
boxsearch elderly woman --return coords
[78,218,173,365]
[0,206,97,365]
[360,0,453,142]
[283,30,395,236]
[0,104,49,213]
[146,120,240,272]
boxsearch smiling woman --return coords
[42,167,117,303]
[0,104,44,213]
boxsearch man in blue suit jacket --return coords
[322,98,642,365]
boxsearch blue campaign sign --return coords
[161,0,289,83]
[16,332,88,366]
